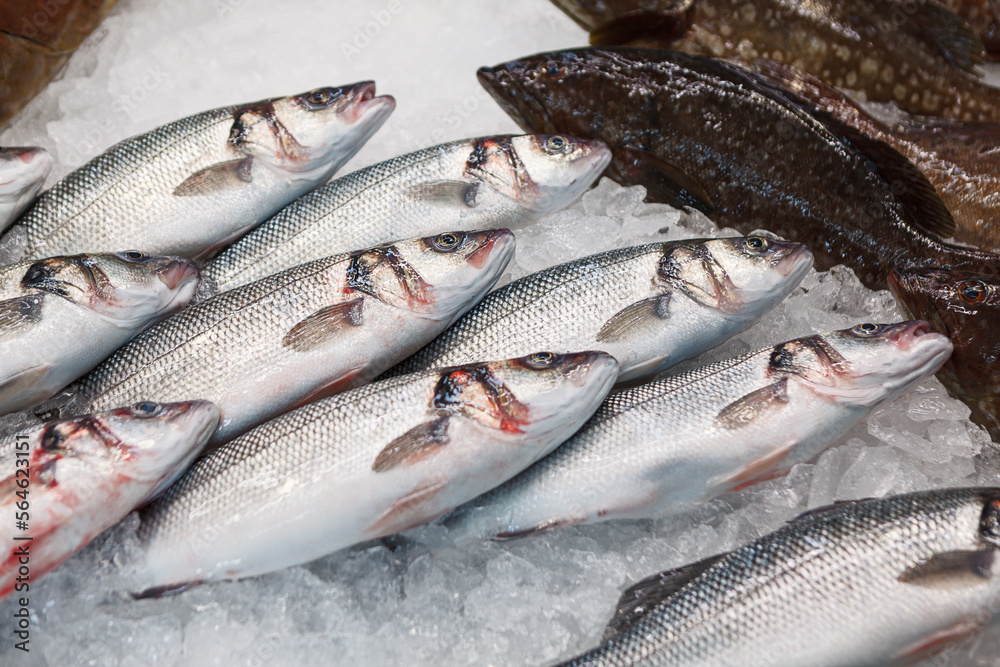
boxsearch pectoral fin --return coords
[596,294,671,343]
[372,416,451,473]
[405,180,479,208]
[589,7,694,47]
[611,145,713,214]
[282,298,365,352]
[898,550,996,589]
[173,157,254,196]
[0,294,44,331]
[714,378,790,429]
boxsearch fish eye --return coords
[303,88,337,109]
[121,250,146,261]
[853,323,882,336]
[432,232,463,252]
[131,401,163,417]
[540,62,567,79]
[743,236,768,254]
[525,351,556,369]
[543,135,570,154]
[959,280,986,304]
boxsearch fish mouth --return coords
[478,66,552,134]
[341,81,396,125]
[563,350,620,388]
[156,258,201,291]
[0,146,53,192]
[773,244,814,278]
[467,228,516,270]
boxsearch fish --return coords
[132,351,619,597]
[550,0,1000,123]
[0,400,220,602]
[478,47,1000,290]
[202,134,611,294]
[558,487,1000,666]
[0,251,200,415]
[10,83,395,261]
[937,0,1000,57]
[67,230,516,446]
[0,0,118,126]
[447,322,952,542]
[754,59,1000,253]
[0,147,52,232]
[391,236,812,383]
[889,267,1000,440]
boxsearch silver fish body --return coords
[393,236,813,382]
[0,252,200,414]
[0,400,219,601]
[12,83,394,261]
[70,230,516,445]
[133,351,619,596]
[449,322,953,541]
[0,146,52,232]
[202,134,611,294]
[560,487,1000,667]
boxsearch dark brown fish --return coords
[0,1,118,126]
[938,0,1000,56]
[889,267,1000,440]
[754,59,1000,253]
[478,47,1000,290]
[550,0,1000,122]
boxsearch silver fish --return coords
[559,487,1000,667]
[202,134,611,293]
[0,400,219,601]
[12,83,394,261]
[69,230,516,445]
[132,351,618,597]
[0,252,200,415]
[0,147,52,232]
[448,322,953,542]
[392,236,813,382]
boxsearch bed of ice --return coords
[1,1,999,665]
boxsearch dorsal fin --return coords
[603,553,727,641]
[906,0,985,73]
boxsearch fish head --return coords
[20,252,200,328]
[0,146,52,222]
[28,401,219,490]
[346,229,515,320]
[767,322,953,409]
[434,350,618,444]
[662,236,812,318]
[889,268,1000,392]
[230,82,395,179]
[465,134,610,215]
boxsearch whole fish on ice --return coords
[133,351,618,597]
[204,134,610,293]
[449,322,952,542]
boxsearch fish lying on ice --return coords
[392,236,812,383]
[203,134,611,293]
[560,487,1000,666]
[10,83,395,261]
[132,351,618,597]
[69,230,515,446]
[448,322,952,542]
[0,252,199,415]
[0,400,219,601]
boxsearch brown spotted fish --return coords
[479,47,1000,290]
[131,351,618,597]
[938,0,1000,57]
[889,267,1000,440]
[551,0,1000,122]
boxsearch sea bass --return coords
[0,400,219,601]
[0,252,199,415]
[755,59,1000,253]
[889,267,1000,440]
[10,83,395,261]
[133,351,618,597]
[551,0,1000,122]
[478,48,1000,290]
[448,322,952,542]
[0,147,52,232]
[558,487,1000,666]
[203,134,611,293]
[68,230,515,446]
[392,236,811,382]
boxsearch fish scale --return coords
[561,488,1000,666]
